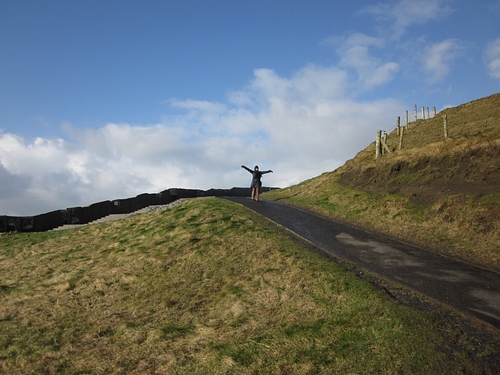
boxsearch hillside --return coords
[264,93,500,272]
[341,93,500,204]
[4,198,500,373]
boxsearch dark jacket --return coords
[242,165,272,188]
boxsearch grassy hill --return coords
[1,198,499,373]
[264,93,500,273]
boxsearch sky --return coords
[1,0,500,216]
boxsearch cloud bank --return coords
[1,63,402,215]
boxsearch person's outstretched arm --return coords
[261,170,273,174]
[241,165,253,173]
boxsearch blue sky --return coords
[1,0,500,216]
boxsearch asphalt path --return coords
[222,196,500,330]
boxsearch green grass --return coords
[1,198,498,374]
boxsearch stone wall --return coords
[0,187,276,233]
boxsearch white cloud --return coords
[332,33,400,89]
[362,0,453,38]
[0,134,67,176]
[0,64,404,216]
[485,37,500,79]
[169,99,227,113]
[422,39,462,83]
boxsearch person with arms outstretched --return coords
[241,165,273,201]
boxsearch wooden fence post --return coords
[376,130,381,158]
[427,107,430,119]
[443,115,449,139]
[433,107,437,116]
[397,116,401,136]
[414,105,417,121]
[399,126,404,150]
[405,110,409,129]
[422,106,425,119]
[381,132,392,154]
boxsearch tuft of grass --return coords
[1,198,498,373]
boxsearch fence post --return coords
[433,107,437,116]
[422,106,425,119]
[381,132,392,154]
[414,104,417,121]
[376,130,381,158]
[405,110,409,129]
[427,107,430,119]
[399,126,404,150]
[397,116,401,136]
[443,115,449,139]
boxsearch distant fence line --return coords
[375,104,448,158]
[409,104,437,124]
[0,187,277,233]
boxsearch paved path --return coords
[223,196,500,329]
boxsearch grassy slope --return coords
[264,93,500,272]
[1,198,499,374]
